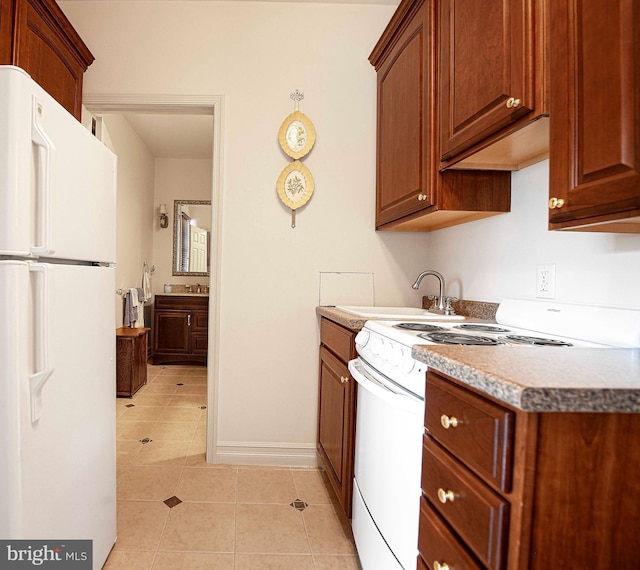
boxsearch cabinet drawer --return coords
[155,294,209,310]
[425,372,514,492]
[422,436,509,570]
[192,311,208,332]
[418,497,483,570]
[320,318,355,362]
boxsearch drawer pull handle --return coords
[434,561,450,570]
[437,488,456,504]
[440,414,458,429]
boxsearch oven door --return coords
[349,357,424,570]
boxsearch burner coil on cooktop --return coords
[501,335,573,347]
[453,324,511,333]
[418,332,503,346]
[394,323,447,332]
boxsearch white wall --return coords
[60,0,432,463]
[427,160,640,308]
[152,158,213,293]
[100,114,156,327]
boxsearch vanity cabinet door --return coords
[154,310,190,355]
[153,295,209,365]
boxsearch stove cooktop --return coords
[370,319,608,348]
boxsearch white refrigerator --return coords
[0,66,117,568]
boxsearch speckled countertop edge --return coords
[316,299,494,331]
[315,307,368,331]
[413,346,640,413]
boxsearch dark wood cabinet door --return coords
[439,0,535,161]
[374,0,435,227]
[317,344,355,516]
[0,0,14,62]
[154,310,190,354]
[8,0,94,120]
[549,0,640,231]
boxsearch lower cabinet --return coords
[419,370,640,569]
[153,294,208,365]
[317,318,357,518]
[116,327,148,397]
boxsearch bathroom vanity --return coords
[153,294,209,365]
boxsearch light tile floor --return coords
[106,364,360,569]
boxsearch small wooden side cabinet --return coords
[116,327,149,398]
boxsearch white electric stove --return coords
[350,298,640,570]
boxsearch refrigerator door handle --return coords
[29,263,54,422]
[30,96,55,256]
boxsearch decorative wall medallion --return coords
[278,111,316,159]
[276,90,317,228]
[277,161,315,211]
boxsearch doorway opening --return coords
[84,94,224,464]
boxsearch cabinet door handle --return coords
[548,197,565,209]
[437,488,456,504]
[340,376,349,384]
[440,414,458,429]
[434,562,450,570]
[506,96,521,108]
[187,315,191,326]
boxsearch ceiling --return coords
[112,113,214,159]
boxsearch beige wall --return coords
[99,114,156,327]
[61,0,432,464]
[152,158,213,293]
[427,160,640,308]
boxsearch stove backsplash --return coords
[422,297,499,321]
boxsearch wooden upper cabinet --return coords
[548,0,640,233]
[439,0,549,170]
[370,0,511,232]
[373,0,433,226]
[0,0,94,120]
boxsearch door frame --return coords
[83,93,224,464]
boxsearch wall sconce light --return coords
[159,203,169,229]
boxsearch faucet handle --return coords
[444,296,459,315]
[427,294,439,310]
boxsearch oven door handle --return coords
[348,359,422,415]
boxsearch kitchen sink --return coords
[335,305,465,321]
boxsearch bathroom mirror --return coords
[172,200,212,276]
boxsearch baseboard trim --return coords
[215,441,319,467]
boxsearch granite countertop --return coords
[412,345,640,413]
[315,306,369,331]
[157,293,209,297]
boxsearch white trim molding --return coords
[82,93,225,466]
[216,442,319,467]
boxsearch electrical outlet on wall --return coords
[536,264,556,298]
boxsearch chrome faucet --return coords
[412,270,447,314]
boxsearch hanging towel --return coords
[135,288,145,327]
[123,288,139,326]
[123,288,146,327]
[142,263,152,302]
